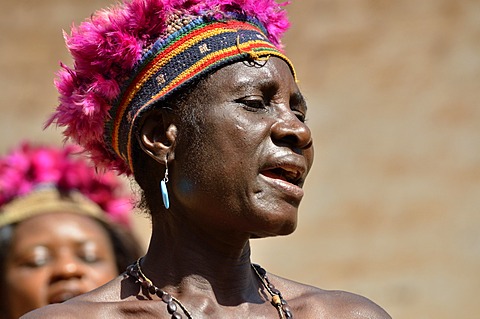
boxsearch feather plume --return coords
[0,142,133,228]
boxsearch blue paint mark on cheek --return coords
[178,178,195,195]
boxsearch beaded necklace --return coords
[126,258,293,319]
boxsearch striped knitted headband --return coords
[107,17,296,171]
[0,188,108,228]
[48,0,294,175]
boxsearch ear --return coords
[137,109,178,164]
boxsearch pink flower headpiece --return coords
[47,0,292,175]
[0,142,133,228]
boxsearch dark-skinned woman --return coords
[23,0,391,318]
[0,142,142,319]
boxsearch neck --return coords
[140,215,259,305]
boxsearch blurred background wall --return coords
[1,0,479,318]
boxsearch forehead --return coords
[11,212,110,249]
[205,56,299,93]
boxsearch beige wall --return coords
[1,0,479,318]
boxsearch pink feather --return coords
[0,142,134,229]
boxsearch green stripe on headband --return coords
[107,18,296,173]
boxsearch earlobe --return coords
[138,110,177,164]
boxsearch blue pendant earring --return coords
[160,155,170,209]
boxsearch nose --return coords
[50,252,85,282]
[270,110,312,152]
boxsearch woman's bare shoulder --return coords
[300,287,392,318]
[20,275,148,319]
[271,274,392,319]
[20,302,103,319]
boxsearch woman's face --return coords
[171,57,314,238]
[4,212,118,318]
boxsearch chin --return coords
[250,218,298,238]
[277,221,298,236]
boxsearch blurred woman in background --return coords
[0,142,142,319]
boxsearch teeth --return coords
[277,168,299,183]
[284,170,298,182]
[263,166,302,184]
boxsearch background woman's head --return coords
[0,142,141,318]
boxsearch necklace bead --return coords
[127,259,190,319]
[127,258,293,318]
[252,263,294,319]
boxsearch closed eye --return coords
[290,91,308,123]
[235,97,267,112]
[22,256,50,268]
[292,109,306,123]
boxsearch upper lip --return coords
[260,154,308,186]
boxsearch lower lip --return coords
[260,174,304,201]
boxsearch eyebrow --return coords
[234,77,276,90]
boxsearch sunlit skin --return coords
[4,212,118,319]
[21,58,391,318]
[167,57,314,242]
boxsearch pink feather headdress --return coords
[47,0,292,175]
[0,142,133,228]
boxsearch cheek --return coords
[5,267,49,315]
[173,113,268,201]
[86,263,118,287]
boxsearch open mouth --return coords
[261,167,302,186]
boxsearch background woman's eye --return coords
[81,252,99,263]
[27,256,49,268]
[21,247,50,268]
[79,242,101,263]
